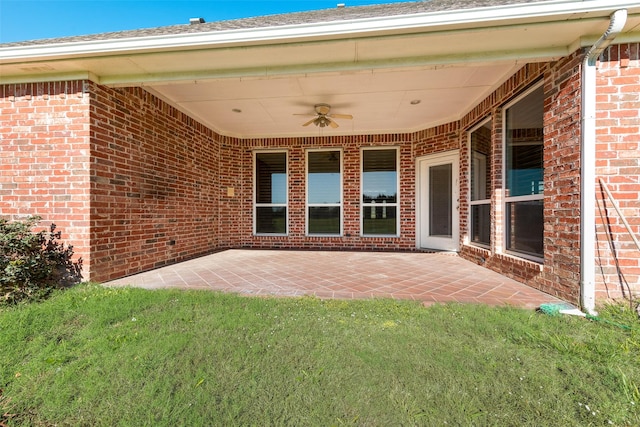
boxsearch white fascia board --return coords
[612,31,640,44]
[98,47,565,87]
[1,0,638,62]
[0,71,96,85]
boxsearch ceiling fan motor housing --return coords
[315,103,332,115]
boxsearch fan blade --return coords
[293,113,316,116]
[302,118,316,127]
[329,113,353,120]
[328,118,339,128]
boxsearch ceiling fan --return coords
[295,103,353,128]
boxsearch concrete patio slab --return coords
[105,249,563,309]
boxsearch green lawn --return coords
[1,284,639,426]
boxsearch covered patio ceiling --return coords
[2,1,640,138]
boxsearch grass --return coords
[1,284,639,426]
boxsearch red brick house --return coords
[1,0,640,311]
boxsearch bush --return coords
[0,216,83,304]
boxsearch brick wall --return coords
[5,46,636,304]
[542,50,584,302]
[88,83,220,281]
[232,134,418,251]
[595,43,640,300]
[457,59,585,303]
[217,136,245,248]
[0,81,92,273]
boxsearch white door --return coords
[417,152,460,251]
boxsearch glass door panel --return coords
[429,164,452,238]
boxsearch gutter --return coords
[580,9,627,315]
[0,0,638,62]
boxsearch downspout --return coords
[581,9,627,314]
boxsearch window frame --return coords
[305,148,343,236]
[360,146,400,237]
[253,150,288,236]
[501,82,544,262]
[468,118,492,249]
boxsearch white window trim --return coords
[305,148,343,237]
[253,149,288,236]
[501,82,544,262]
[468,118,492,250]
[361,146,400,237]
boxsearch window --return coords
[307,150,342,235]
[470,120,492,247]
[254,151,287,234]
[504,84,544,259]
[362,148,399,236]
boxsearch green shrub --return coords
[0,216,82,304]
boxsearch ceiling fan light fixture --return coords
[295,103,352,129]
[316,116,331,127]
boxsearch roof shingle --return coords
[1,0,550,47]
